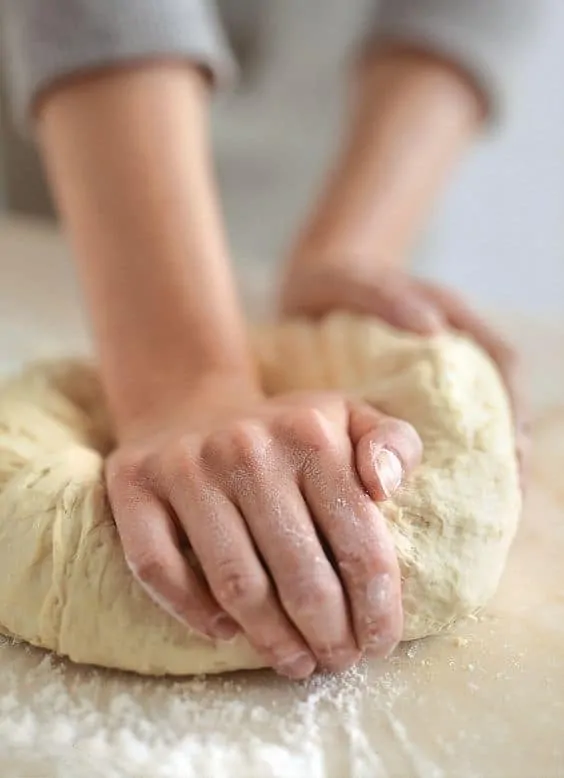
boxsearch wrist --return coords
[111,362,263,441]
[280,255,365,318]
[282,235,399,318]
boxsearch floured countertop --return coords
[0,217,563,777]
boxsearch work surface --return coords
[0,218,563,777]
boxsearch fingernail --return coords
[318,647,361,674]
[275,652,316,680]
[210,614,240,641]
[364,633,397,659]
[373,448,403,498]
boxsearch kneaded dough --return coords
[0,314,520,676]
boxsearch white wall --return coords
[214,0,564,316]
[427,0,564,314]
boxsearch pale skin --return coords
[35,44,524,680]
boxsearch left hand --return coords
[279,262,528,483]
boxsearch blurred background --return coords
[0,0,563,316]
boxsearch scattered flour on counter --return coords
[0,640,441,778]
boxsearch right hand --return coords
[281,261,528,486]
[105,382,422,679]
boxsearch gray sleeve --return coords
[367,0,547,122]
[2,0,235,129]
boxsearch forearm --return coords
[291,46,484,271]
[36,64,256,431]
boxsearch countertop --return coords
[0,217,563,778]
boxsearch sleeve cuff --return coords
[3,0,237,131]
[366,0,546,126]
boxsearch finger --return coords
[420,282,511,365]
[300,445,403,658]
[235,477,360,673]
[106,471,234,640]
[365,279,446,335]
[348,403,423,501]
[280,266,445,335]
[168,463,316,680]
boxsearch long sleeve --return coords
[1,0,235,128]
[367,0,547,121]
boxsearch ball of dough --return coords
[0,314,520,676]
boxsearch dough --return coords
[0,314,520,676]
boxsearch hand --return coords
[280,262,528,481]
[106,380,422,679]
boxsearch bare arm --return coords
[36,64,258,435]
[285,45,484,276]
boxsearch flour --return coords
[0,637,441,778]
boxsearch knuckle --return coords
[166,440,202,492]
[338,551,380,587]
[214,565,269,610]
[280,406,336,453]
[105,450,144,493]
[128,551,165,587]
[203,421,267,469]
[285,573,340,616]
[168,437,199,474]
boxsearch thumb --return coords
[348,403,423,501]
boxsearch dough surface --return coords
[0,314,520,676]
